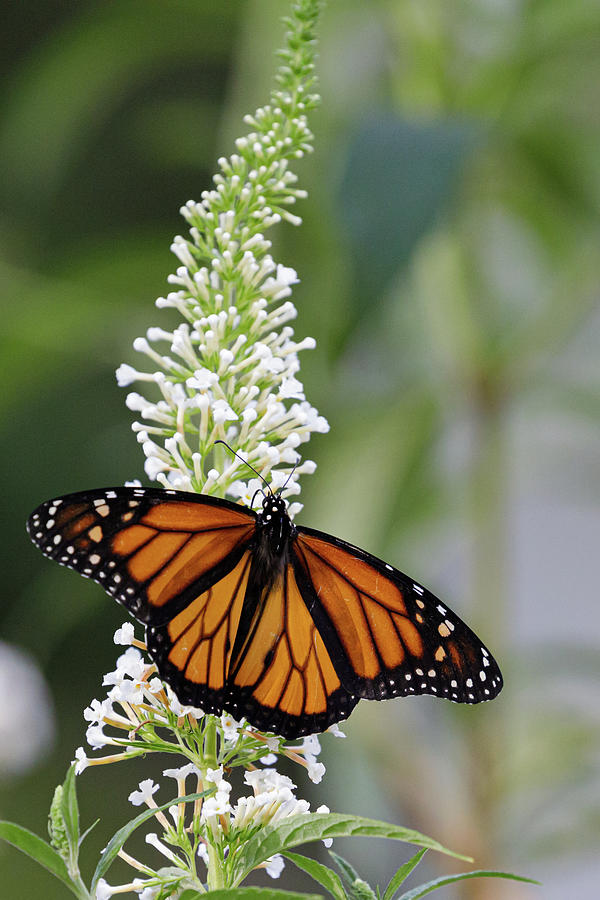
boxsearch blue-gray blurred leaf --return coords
[338,115,480,304]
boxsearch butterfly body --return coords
[254,494,295,567]
[27,486,502,738]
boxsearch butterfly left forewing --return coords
[293,527,503,706]
[27,487,256,626]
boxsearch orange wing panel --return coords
[166,552,252,689]
[232,564,341,720]
[146,524,253,607]
[141,500,254,531]
[297,535,407,614]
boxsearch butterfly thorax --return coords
[255,494,296,566]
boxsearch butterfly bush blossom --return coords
[115,7,328,510]
[72,3,342,896]
[77,623,341,897]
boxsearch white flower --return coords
[307,761,326,784]
[164,686,203,718]
[145,832,182,865]
[115,364,141,387]
[104,647,146,685]
[316,804,333,847]
[260,753,278,765]
[128,779,159,807]
[138,887,160,900]
[220,712,243,741]
[113,622,136,645]
[212,398,238,424]
[201,793,231,823]
[301,734,321,756]
[265,853,285,879]
[327,723,346,738]
[95,879,114,900]
[85,723,109,750]
[205,766,224,784]
[186,368,219,391]
[162,762,200,782]
[278,375,305,399]
[73,746,89,775]
[83,698,113,726]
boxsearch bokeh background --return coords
[2,1,599,897]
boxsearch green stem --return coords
[202,719,225,889]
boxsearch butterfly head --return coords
[260,493,287,520]
[257,492,293,558]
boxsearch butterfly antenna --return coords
[278,460,299,495]
[214,440,273,495]
[250,488,266,510]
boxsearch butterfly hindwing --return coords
[293,528,503,705]
[26,487,256,626]
[148,553,358,737]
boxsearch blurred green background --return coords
[2,1,599,898]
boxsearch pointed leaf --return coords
[284,850,347,900]
[329,849,361,888]
[396,870,540,900]
[79,817,101,849]
[231,813,467,885]
[91,791,208,891]
[382,849,428,900]
[61,764,80,855]
[0,821,78,895]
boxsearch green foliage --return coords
[0,821,81,898]
[229,812,467,886]
[283,852,347,900]
[285,849,539,900]
[0,766,211,899]
[90,792,208,892]
[381,849,427,900]
[3,765,524,900]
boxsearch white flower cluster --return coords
[116,91,329,509]
[87,628,340,898]
[76,626,342,776]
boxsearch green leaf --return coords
[79,818,101,849]
[231,813,467,885]
[382,849,428,900]
[395,870,540,900]
[197,890,323,899]
[284,850,347,900]
[328,851,377,899]
[329,849,361,888]
[61,764,80,859]
[335,114,481,350]
[91,791,208,891]
[0,821,80,897]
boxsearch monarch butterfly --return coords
[26,476,502,739]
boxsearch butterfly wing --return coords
[26,487,256,626]
[292,527,503,706]
[148,553,356,737]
